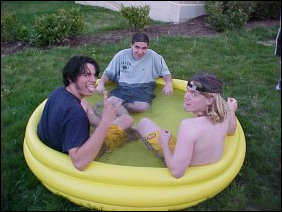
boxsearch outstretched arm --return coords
[162,74,173,96]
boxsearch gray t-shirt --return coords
[105,49,171,86]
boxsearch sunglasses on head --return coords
[187,80,205,92]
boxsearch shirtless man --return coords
[137,72,238,178]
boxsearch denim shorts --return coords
[110,83,155,104]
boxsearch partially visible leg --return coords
[137,117,161,138]
[103,115,134,151]
[124,101,150,113]
[112,114,133,130]
[138,118,176,159]
[108,96,129,115]
[113,115,140,141]
[137,118,165,159]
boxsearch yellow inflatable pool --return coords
[23,79,246,211]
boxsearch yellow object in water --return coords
[23,78,246,211]
[145,131,176,156]
[104,125,127,150]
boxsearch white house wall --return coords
[76,1,206,24]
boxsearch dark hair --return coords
[131,32,149,45]
[189,72,222,94]
[62,56,100,86]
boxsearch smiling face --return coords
[131,42,148,60]
[183,86,213,115]
[68,63,97,99]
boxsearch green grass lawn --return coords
[1,1,281,211]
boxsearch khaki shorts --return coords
[104,125,127,150]
[145,131,176,156]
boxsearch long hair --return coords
[201,92,228,124]
[188,72,228,123]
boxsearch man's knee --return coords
[125,102,150,112]
[122,115,134,127]
[138,117,151,129]
[108,96,123,105]
[138,103,150,111]
[115,114,134,130]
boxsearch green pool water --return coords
[85,83,192,167]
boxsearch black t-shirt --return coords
[37,86,90,152]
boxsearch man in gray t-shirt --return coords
[97,32,173,113]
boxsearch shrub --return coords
[1,12,17,42]
[58,8,84,36]
[120,4,150,31]
[205,1,256,32]
[31,8,83,46]
[16,25,29,42]
[205,2,228,32]
[1,12,28,42]
[250,1,281,20]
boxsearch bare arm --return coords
[69,92,120,170]
[162,74,173,95]
[159,120,195,178]
[227,97,238,136]
[68,117,111,170]
[96,73,109,94]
